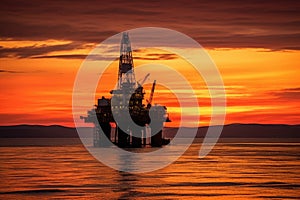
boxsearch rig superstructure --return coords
[81,32,170,148]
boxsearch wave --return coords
[1,189,66,194]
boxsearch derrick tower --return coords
[118,32,136,90]
[111,32,145,147]
[111,32,143,110]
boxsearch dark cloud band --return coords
[0,0,299,58]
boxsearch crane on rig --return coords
[147,80,156,108]
[137,73,150,88]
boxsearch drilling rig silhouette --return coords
[81,32,171,148]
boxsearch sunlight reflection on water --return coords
[0,139,299,199]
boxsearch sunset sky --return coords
[1,0,299,127]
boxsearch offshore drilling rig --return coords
[81,32,171,148]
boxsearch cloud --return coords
[134,53,178,60]
[0,42,84,58]
[283,87,300,91]
[271,87,300,100]
[31,54,87,59]
[31,54,118,60]
[0,69,25,73]
[33,53,179,61]
[0,0,299,60]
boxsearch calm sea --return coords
[0,139,299,199]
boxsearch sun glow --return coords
[1,43,300,127]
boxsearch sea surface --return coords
[0,138,299,199]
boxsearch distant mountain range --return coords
[0,125,79,138]
[0,124,299,138]
[163,124,300,138]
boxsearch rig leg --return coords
[117,126,129,147]
[150,121,164,147]
[93,125,101,147]
[131,127,142,148]
[96,122,111,147]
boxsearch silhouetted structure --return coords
[81,32,170,147]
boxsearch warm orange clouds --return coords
[1,44,299,127]
[1,1,299,127]
[0,57,81,126]
[209,49,300,125]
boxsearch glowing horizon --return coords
[1,43,299,127]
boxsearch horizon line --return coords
[1,122,300,129]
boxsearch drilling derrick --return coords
[118,32,136,90]
[111,32,144,147]
[82,32,171,148]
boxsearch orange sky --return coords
[0,1,299,127]
[1,43,299,127]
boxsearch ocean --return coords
[0,139,299,199]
